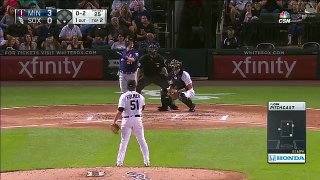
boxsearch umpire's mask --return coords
[127,80,136,91]
[147,44,158,56]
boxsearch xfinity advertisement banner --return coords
[213,55,317,79]
[1,55,103,80]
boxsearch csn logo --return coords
[278,11,291,24]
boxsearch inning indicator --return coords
[57,9,107,25]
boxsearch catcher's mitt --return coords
[167,87,179,100]
[111,123,120,134]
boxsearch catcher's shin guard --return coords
[179,93,195,109]
[159,88,176,109]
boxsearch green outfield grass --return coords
[1,86,320,179]
[1,86,320,108]
[1,128,319,179]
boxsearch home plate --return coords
[220,115,229,121]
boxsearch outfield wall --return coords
[1,49,319,80]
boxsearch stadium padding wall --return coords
[1,49,319,80]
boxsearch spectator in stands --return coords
[0,1,5,16]
[298,0,306,12]
[222,26,240,49]
[287,0,305,46]
[243,2,259,22]
[111,32,127,49]
[67,35,84,50]
[88,24,109,48]
[0,5,15,29]
[138,34,160,50]
[136,15,155,42]
[18,0,40,9]
[41,33,61,50]
[1,36,19,50]
[6,21,28,39]
[26,24,36,37]
[242,2,259,46]
[260,0,282,13]
[59,24,82,41]
[304,0,318,13]
[132,1,152,29]
[77,0,98,45]
[36,24,60,47]
[0,26,4,45]
[19,33,37,50]
[78,0,100,9]
[3,0,19,9]
[253,0,264,13]
[108,17,129,46]
[28,2,44,30]
[111,0,129,17]
[59,24,82,49]
[129,0,145,11]
[28,2,37,9]
[119,4,134,32]
[229,0,252,24]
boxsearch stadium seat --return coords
[256,43,275,49]
[302,42,320,49]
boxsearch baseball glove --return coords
[111,123,120,134]
[167,87,179,100]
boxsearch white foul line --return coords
[220,115,229,121]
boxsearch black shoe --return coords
[158,106,169,111]
[144,163,150,167]
[189,104,195,112]
[170,105,179,110]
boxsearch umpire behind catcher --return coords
[136,44,177,111]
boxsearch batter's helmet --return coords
[169,59,182,70]
[127,80,136,91]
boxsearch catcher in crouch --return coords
[167,59,196,112]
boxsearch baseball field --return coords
[1,81,320,180]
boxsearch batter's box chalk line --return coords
[127,171,151,180]
[86,171,105,177]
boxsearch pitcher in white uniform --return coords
[113,80,150,167]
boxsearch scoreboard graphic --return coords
[15,9,107,25]
[15,9,57,24]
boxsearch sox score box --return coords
[267,102,306,164]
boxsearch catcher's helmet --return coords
[169,59,182,70]
[147,44,158,55]
[127,80,136,91]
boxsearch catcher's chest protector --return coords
[171,71,186,89]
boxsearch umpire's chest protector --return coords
[141,55,164,76]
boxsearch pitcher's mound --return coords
[1,167,246,180]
